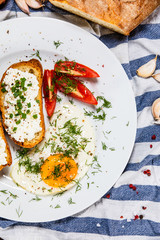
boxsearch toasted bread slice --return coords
[0,120,12,171]
[0,59,45,148]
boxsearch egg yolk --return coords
[40,154,78,188]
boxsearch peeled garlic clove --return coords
[152,73,160,83]
[152,98,160,121]
[153,120,160,125]
[25,0,43,9]
[15,0,30,15]
[137,55,157,78]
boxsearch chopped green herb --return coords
[9,191,18,199]
[27,102,31,108]
[69,99,74,105]
[55,191,66,197]
[20,77,26,88]
[56,95,62,102]
[55,204,61,208]
[102,142,107,150]
[73,179,82,193]
[48,189,52,193]
[29,195,42,202]
[20,96,26,102]
[23,87,27,91]
[34,146,40,153]
[96,96,112,108]
[16,148,29,159]
[84,96,111,122]
[22,113,27,119]
[126,121,129,126]
[19,156,44,174]
[109,147,115,151]
[31,50,42,61]
[91,156,102,174]
[13,127,17,132]
[0,190,8,194]
[16,120,21,125]
[84,109,106,121]
[17,100,22,109]
[54,40,63,49]
[68,197,76,205]
[16,206,23,218]
[1,87,7,93]
[33,114,38,119]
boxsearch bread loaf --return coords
[49,0,160,35]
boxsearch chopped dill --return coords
[84,95,111,121]
[16,206,23,218]
[16,148,29,159]
[0,190,8,194]
[30,50,42,61]
[56,95,62,102]
[19,156,44,174]
[29,195,42,202]
[68,197,76,205]
[53,40,63,49]
[69,99,74,104]
[55,204,61,208]
[96,96,112,108]
[102,142,107,150]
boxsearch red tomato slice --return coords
[54,61,100,78]
[55,76,98,105]
[43,70,57,117]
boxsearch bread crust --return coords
[49,0,160,35]
[0,59,45,148]
[0,120,12,171]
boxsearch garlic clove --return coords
[152,73,160,83]
[15,0,30,15]
[136,55,157,78]
[152,98,160,121]
[25,0,43,9]
[153,120,160,125]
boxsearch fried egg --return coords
[11,103,95,195]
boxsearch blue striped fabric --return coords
[0,1,160,239]
[1,216,160,236]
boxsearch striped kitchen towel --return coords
[0,1,160,239]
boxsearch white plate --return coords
[0,17,137,222]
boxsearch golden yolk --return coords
[40,154,78,188]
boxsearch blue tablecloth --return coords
[0,1,160,239]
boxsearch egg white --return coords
[11,103,95,195]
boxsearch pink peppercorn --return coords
[132,186,136,191]
[106,194,110,198]
[142,206,147,210]
[134,215,139,220]
[151,135,156,140]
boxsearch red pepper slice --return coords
[55,75,98,105]
[54,61,100,78]
[43,70,57,117]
